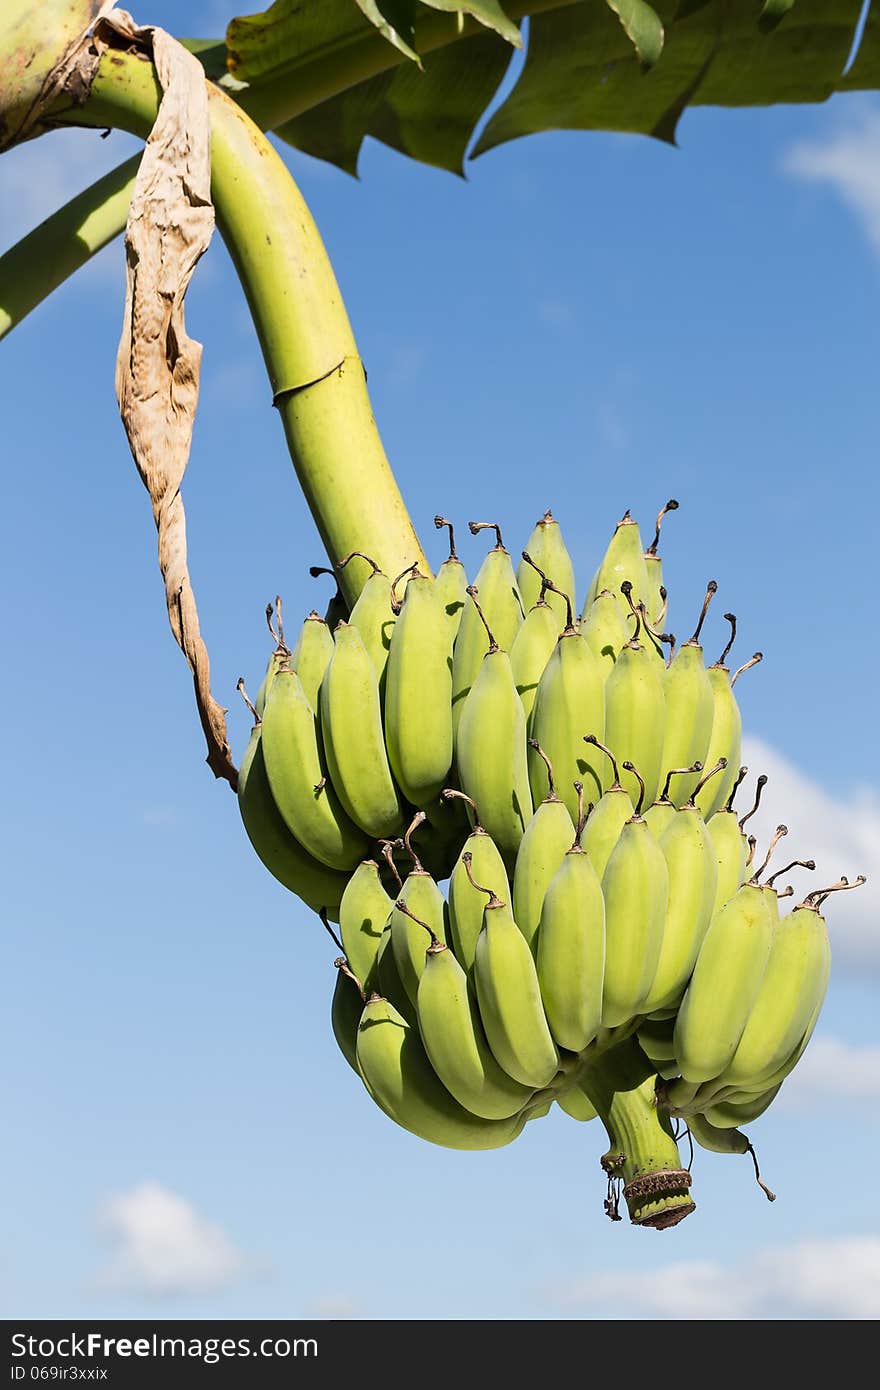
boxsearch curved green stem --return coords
[580,1037,695,1230]
[0,152,139,338]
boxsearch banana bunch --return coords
[234,504,865,1225]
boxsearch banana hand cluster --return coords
[236,505,864,1225]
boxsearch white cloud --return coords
[741,735,879,971]
[94,1181,253,1298]
[784,107,880,257]
[779,1036,880,1109]
[550,1234,880,1319]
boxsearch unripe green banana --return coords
[603,590,666,807]
[384,567,453,808]
[445,793,510,972]
[527,594,605,820]
[700,1084,781,1129]
[685,1113,776,1201]
[695,618,762,819]
[660,581,717,806]
[416,935,534,1119]
[468,862,559,1088]
[355,995,528,1150]
[390,847,448,1009]
[580,589,629,678]
[338,859,393,988]
[341,552,396,682]
[319,621,404,839]
[536,790,605,1052]
[672,878,775,1086]
[706,765,753,915]
[289,609,335,711]
[555,1083,598,1122]
[510,592,563,727]
[236,714,347,918]
[584,510,650,621]
[511,743,575,954]
[718,884,830,1094]
[637,1015,676,1064]
[432,516,468,639]
[600,806,669,1028]
[642,498,678,626]
[260,664,368,870]
[640,769,723,1016]
[451,522,524,733]
[331,963,365,1075]
[456,589,532,871]
[516,510,577,628]
[580,737,635,880]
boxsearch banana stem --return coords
[579,1038,695,1230]
[29,49,428,603]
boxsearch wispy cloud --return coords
[779,1036,880,1109]
[741,735,879,971]
[784,106,880,258]
[547,1234,880,1319]
[94,1182,257,1298]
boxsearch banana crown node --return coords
[646,498,679,556]
[616,509,635,528]
[468,520,506,552]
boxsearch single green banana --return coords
[685,1113,776,1201]
[637,1015,676,1064]
[451,522,524,734]
[456,588,533,871]
[340,552,396,682]
[260,664,368,870]
[236,714,347,918]
[338,859,393,988]
[516,510,577,628]
[584,510,650,622]
[695,617,762,819]
[580,736,635,880]
[390,842,448,1008]
[330,962,365,1075]
[432,516,468,639]
[320,621,404,839]
[511,742,575,954]
[444,792,511,972]
[527,586,605,819]
[700,1084,781,1129]
[672,879,775,1086]
[468,861,560,1088]
[660,581,717,806]
[555,1084,598,1122]
[384,567,454,809]
[510,589,563,728]
[537,788,606,1052]
[600,799,669,1029]
[289,609,335,712]
[640,764,723,1016]
[355,995,529,1150]
[415,931,535,1119]
[580,588,630,679]
[603,586,666,807]
[706,765,753,915]
[642,498,678,626]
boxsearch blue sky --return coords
[2,2,879,1320]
